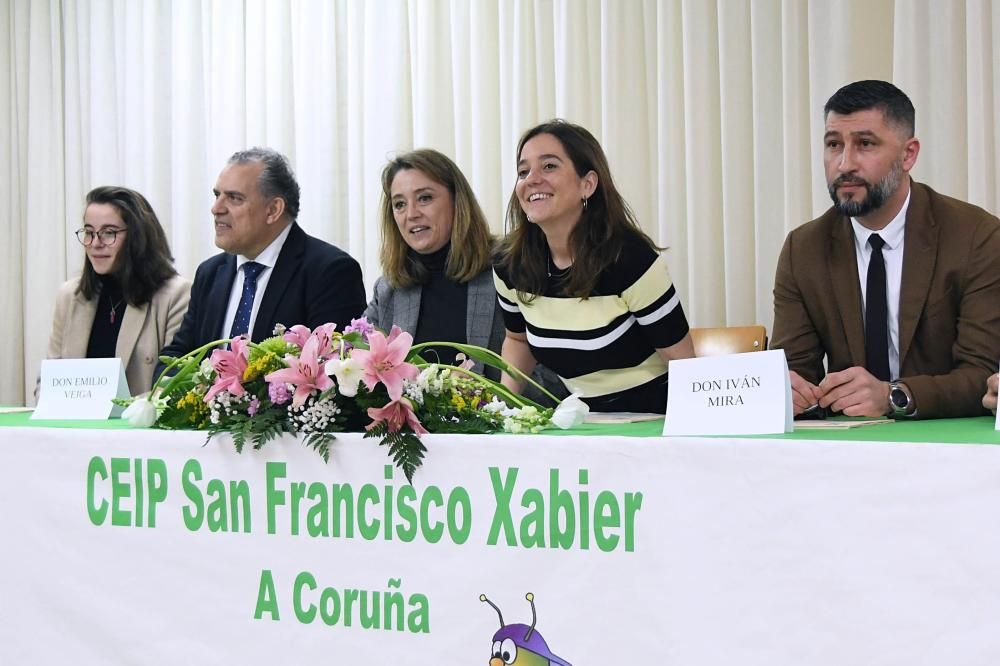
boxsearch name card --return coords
[33,359,130,420]
[663,349,792,436]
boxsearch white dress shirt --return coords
[850,189,911,380]
[221,224,293,339]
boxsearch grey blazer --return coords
[364,268,505,377]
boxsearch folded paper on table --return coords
[795,418,893,430]
[584,412,663,424]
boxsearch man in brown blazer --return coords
[772,80,1000,419]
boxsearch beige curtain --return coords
[3,0,998,406]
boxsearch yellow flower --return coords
[177,390,210,426]
[244,352,279,382]
[451,393,467,411]
[176,391,196,409]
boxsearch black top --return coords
[86,274,126,359]
[413,244,468,367]
[494,233,689,413]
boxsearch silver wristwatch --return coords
[888,382,913,417]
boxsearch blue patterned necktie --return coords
[229,261,265,339]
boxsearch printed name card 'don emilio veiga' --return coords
[33,358,130,420]
[663,349,793,436]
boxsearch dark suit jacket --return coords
[156,223,366,386]
[771,181,1000,418]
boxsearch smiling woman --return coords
[43,186,191,395]
[494,120,696,414]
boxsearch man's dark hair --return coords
[824,80,915,137]
[228,147,301,220]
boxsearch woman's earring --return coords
[582,197,588,210]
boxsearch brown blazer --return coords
[772,181,1000,418]
[46,275,191,395]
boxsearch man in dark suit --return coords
[156,147,366,384]
[772,80,1000,419]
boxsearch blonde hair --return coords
[379,149,493,288]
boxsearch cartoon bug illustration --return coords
[480,592,572,666]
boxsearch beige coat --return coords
[46,275,191,395]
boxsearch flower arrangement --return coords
[122,318,587,481]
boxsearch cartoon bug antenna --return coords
[524,592,538,641]
[479,594,504,628]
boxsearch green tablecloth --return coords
[547,415,1000,443]
[3,409,999,444]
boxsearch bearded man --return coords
[771,80,1000,419]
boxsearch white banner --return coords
[2,428,1000,664]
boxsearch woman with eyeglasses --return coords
[45,186,190,395]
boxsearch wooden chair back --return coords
[689,325,768,357]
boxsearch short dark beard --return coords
[828,159,903,218]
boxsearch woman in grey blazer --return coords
[364,149,504,377]
[45,186,190,395]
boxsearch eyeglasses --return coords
[75,228,126,246]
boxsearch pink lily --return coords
[455,353,475,371]
[265,335,334,408]
[284,323,337,358]
[351,329,420,401]
[310,323,338,358]
[366,398,428,435]
[386,324,405,343]
[282,324,312,348]
[204,337,250,402]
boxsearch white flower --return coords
[416,365,449,396]
[325,356,363,397]
[482,397,506,415]
[289,395,341,433]
[403,380,424,404]
[416,366,436,391]
[122,397,157,427]
[550,393,589,429]
[191,357,215,384]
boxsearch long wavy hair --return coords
[496,119,658,301]
[77,186,178,306]
[378,149,493,288]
